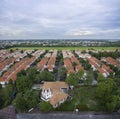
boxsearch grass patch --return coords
[8,46,120,51]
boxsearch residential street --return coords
[56,61,63,81]
[17,113,120,119]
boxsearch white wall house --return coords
[41,82,69,108]
[41,88,52,101]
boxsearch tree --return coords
[39,70,54,81]
[0,84,2,89]
[0,80,15,108]
[13,93,27,112]
[72,62,77,68]
[95,78,117,111]
[114,78,120,87]
[66,73,79,86]
[84,60,91,70]
[84,71,93,86]
[77,70,84,79]
[10,49,14,53]
[39,101,54,112]
[24,90,39,109]
[81,50,86,54]
[20,50,24,53]
[60,67,67,80]
[3,82,14,106]
[16,76,32,93]
[17,70,26,77]
[93,70,98,79]
[106,95,118,111]
[13,90,39,112]
[97,73,105,82]
[0,90,4,109]
[115,68,120,78]
[53,68,58,74]
[0,97,4,109]
[27,67,37,80]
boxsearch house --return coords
[75,65,84,72]
[37,57,49,71]
[0,57,36,86]
[62,50,85,76]
[75,50,91,59]
[47,65,54,72]
[116,57,120,62]
[0,57,14,76]
[62,50,69,58]
[47,57,56,71]
[41,81,69,108]
[67,69,75,76]
[88,57,114,77]
[98,69,108,78]
[63,58,75,76]
[105,57,120,69]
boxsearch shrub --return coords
[39,101,54,112]
[76,104,89,111]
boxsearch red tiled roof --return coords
[70,57,80,65]
[0,57,15,72]
[75,65,84,71]
[106,57,120,68]
[63,58,75,74]
[102,64,113,73]
[0,57,36,82]
[47,57,56,66]
[88,57,114,76]
[37,57,49,70]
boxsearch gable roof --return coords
[42,81,69,91]
[42,81,69,106]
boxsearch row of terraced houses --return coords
[1,49,119,85]
[0,50,45,86]
[75,50,117,78]
[0,49,120,108]
[62,50,85,76]
[37,50,57,72]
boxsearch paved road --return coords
[17,113,120,119]
[56,61,63,81]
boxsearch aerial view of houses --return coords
[0,0,120,119]
[0,47,120,116]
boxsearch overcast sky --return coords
[0,0,120,40]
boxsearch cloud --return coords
[0,0,120,39]
[65,30,94,36]
[0,25,34,38]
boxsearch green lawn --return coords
[9,46,120,51]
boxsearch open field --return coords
[9,46,120,51]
